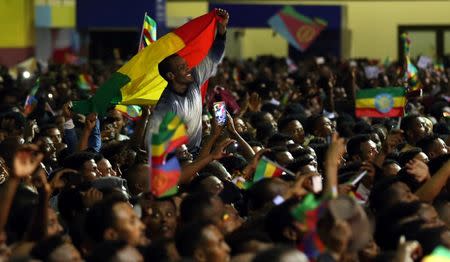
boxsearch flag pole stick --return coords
[138,12,147,52]
[261,156,296,177]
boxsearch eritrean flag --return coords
[151,156,181,198]
[267,6,327,52]
[253,157,287,182]
[139,14,157,51]
[73,10,218,116]
[151,112,189,165]
[355,87,407,118]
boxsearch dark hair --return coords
[179,192,219,224]
[305,114,324,135]
[255,123,277,145]
[188,173,217,193]
[145,237,176,262]
[87,240,129,262]
[219,155,248,173]
[246,178,285,211]
[85,198,126,242]
[62,151,97,171]
[175,220,216,257]
[40,124,60,137]
[225,230,272,255]
[397,148,422,167]
[400,114,420,133]
[267,133,291,147]
[416,135,440,155]
[368,176,402,213]
[264,198,299,243]
[31,234,69,261]
[158,54,180,81]
[278,116,298,133]
[346,134,371,159]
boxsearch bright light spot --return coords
[22,71,31,79]
[48,93,53,99]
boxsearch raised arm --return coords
[192,9,229,86]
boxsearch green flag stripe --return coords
[253,159,268,182]
[281,6,313,24]
[72,72,130,116]
[356,87,405,99]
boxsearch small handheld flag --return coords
[139,13,157,51]
[253,157,294,182]
[24,78,40,116]
[401,33,422,92]
[150,112,189,198]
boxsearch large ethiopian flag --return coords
[355,87,407,118]
[73,11,218,116]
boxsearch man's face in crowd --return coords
[97,158,116,177]
[429,138,449,159]
[286,120,305,145]
[234,117,247,134]
[409,117,429,141]
[222,204,244,234]
[314,116,334,138]
[176,144,193,163]
[109,110,125,133]
[82,159,100,181]
[41,136,57,161]
[195,225,231,262]
[202,115,211,135]
[144,200,177,240]
[360,139,379,162]
[47,127,62,145]
[263,112,278,129]
[112,202,148,246]
[168,56,194,94]
[200,176,224,195]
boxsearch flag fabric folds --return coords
[291,194,326,260]
[77,73,96,92]
[268,6,327,52]
[151,112,189,165]
[151,156,181,198]
[253,157,285,182]
[150,112,188,198]
[140,14,157,51]
[24,78,40,116]
[115,105,142,121]
[73,11,218,116]
[401,33,422,92]
[355,87,407,118]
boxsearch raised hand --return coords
[248,92,262,112]
[84,112,97,132]
[405,159,430,183]
[325,133,346,168]
[81,188,103,208]
[215,8,229,35]
[211,138,235,160]
[13,144,44,178]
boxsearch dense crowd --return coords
[0,45,449,262]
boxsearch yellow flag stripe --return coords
[119,32,186,105]
[355,97,406,108]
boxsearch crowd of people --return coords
[0,9,450,262]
